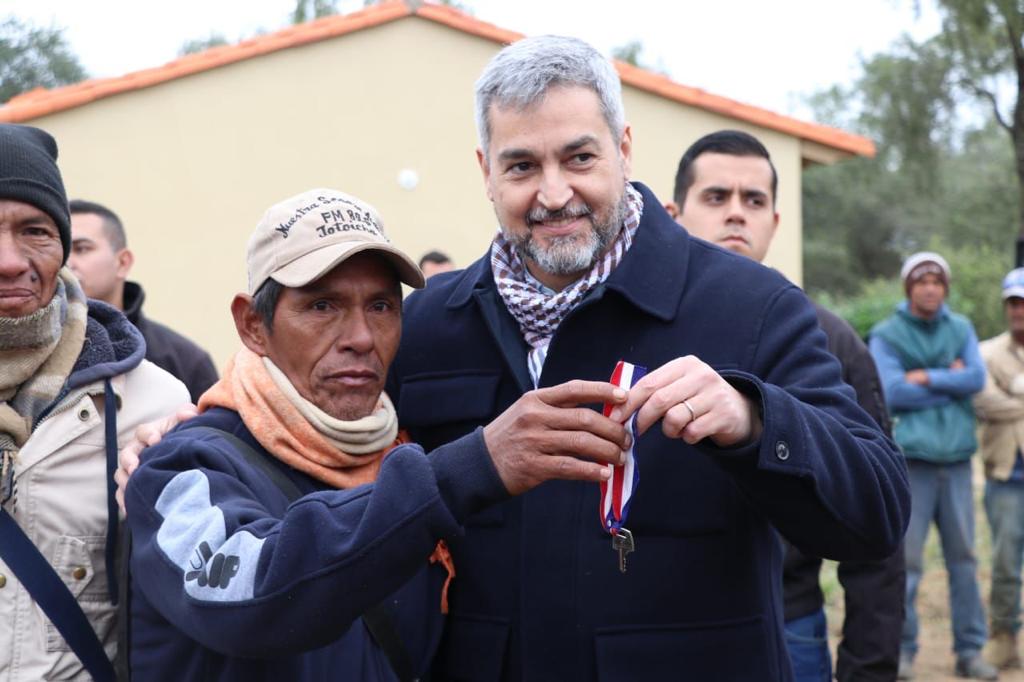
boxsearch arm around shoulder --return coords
[126,429,465,658]
[119,361,193,435]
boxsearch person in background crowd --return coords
[974,267,1024,671]
[870,251,994,680]
[0,123,187,680]
[69,199,218,402]
[418,250,455,279]
[666,128,904,682]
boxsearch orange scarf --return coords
[199,349,391,489]
[199,348,455,611]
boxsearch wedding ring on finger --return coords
[682,399,697,423]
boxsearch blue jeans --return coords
[784,608,832,682]
[902,459,987,660]
[984,478,1024,634]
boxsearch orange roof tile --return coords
[0,0,873,157]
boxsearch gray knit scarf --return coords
[491,184,643,385]
[0,269,88,506]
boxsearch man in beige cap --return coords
[974,267,1024,670]
[121,188,630,681]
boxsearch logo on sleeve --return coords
[185,541,241,589]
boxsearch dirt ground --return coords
[826,567,1024,681]
[825,461,1024,681]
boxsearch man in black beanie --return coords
[0,124,73,261]
[0,123,188,680]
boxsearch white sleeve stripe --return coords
[154,469,265,602]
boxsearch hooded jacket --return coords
[0,301,188,681]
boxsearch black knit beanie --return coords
[0,124,71,264]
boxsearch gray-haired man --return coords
[387,34,910,681]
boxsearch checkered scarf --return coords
[491,184,643,383]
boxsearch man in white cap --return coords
[122,188,630,681]
[869,252,992,679]
[974,267,1024,670]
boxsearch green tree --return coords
[929,1,1024,249]
[820,238,1009,341]
[802,36,959,298]
[436,0,473,11]
[802,28,1017,299]
[610,39,665,74]
[178,33,230,56]
[293,0,341,23]
[612,40,644,67]
[0,17,87,104]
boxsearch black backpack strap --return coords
[115,523,132,682]
[0,507,116,682]
[103,380,120,605]
[362,603,418,682]
[185,426,302,500]
[187,425,417,681]
[0,383,123,681]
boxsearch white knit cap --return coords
[900,251,950,291]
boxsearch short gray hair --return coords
[474,35,625,158]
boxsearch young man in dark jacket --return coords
[69,200,218,402]
[665,129,904,682]
[386,36,910,681]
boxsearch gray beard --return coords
[502,191,628,278]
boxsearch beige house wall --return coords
[30,16,806,369]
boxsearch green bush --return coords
[943,241,1011,341]
[817,278,903,340]
[813,240,1011,341]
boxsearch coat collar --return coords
[896,300,951,326]
[445,181,689,322]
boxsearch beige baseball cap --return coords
[246,188,424,295]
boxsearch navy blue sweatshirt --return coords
[125,407,507,681]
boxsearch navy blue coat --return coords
[387,182,910,681]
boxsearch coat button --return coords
[72,566,87,580]
[78,408,90,421]
[0,574,6,588]
[775,441,790,461]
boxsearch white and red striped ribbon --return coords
[599,360,646,535]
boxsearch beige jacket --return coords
[974,331,1024,481]
[0,360,188,681]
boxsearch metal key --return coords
[612,528,634,574]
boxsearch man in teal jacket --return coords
[869,251,992,679]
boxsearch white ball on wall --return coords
[397,168,419,191]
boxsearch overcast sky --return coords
[6,0,942,121]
